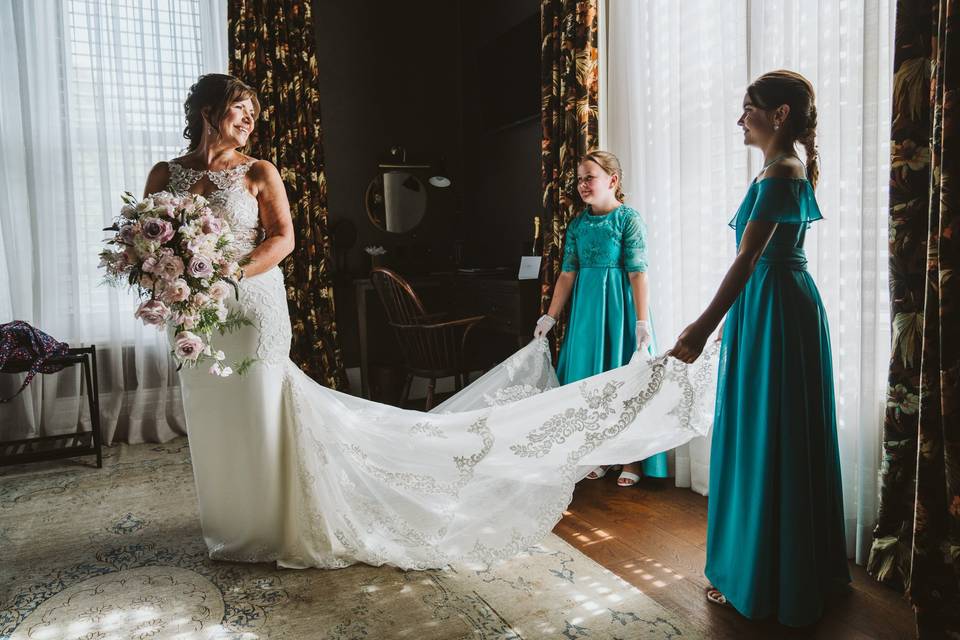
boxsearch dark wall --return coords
[459,0,542,267]
[315,0,464,277]
[314,0,541,367]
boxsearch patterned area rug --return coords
[0,439,699,639]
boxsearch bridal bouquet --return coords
[99,191,252,376]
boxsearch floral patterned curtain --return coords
[539,0,599,352]
[869,0,960,634]
[228,0,346,389]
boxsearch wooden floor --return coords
[553,475,915,640]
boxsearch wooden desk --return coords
[355,274,540,399]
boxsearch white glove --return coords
[636,320,652,353]
[534,314,556,338]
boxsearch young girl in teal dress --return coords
[534,150,667,486]
[668,70,848,627]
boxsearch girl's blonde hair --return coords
[581,150,625,203]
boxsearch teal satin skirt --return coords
[705,248,849,626]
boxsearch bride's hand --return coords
[667,322,710,364]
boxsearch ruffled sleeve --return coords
[560,216,581,272]
[728,178,824,228]
[621,207,648,272]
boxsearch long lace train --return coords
[169,159,719,570]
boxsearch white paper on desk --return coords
[517,256,541,280]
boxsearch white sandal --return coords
[585,466,608,480]
[617,471,641,487]
[706,587,730,607]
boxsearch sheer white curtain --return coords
[602,0,893,564]
[0,0,227,444]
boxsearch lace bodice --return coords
[166,159,261,258]
[561,205,648,272]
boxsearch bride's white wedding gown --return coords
[170,160,719,570]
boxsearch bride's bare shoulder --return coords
[245,157,281,181]
[143,160,172,196]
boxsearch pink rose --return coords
[134,299,169,326]
[191,292,211,308]
[158,255,184,280]
[140,273,157,290]
[173,310,200,329]
[141,255,160,274]
[141,217,175,244]
[118,223,139,245]
[200,214,223,235]
[160,278,191,304]
[187,255,214,279]
[186,235,214,255]
[208,281,231,301]
[153,192,175,208]
[173,331,204,361]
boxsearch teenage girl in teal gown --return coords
[534,150,667,486]
[668,70,849,627]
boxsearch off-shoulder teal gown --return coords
[705,177,849,627]
[556,204,667,478]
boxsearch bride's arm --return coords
[243,160,295,278]
[143,162,170,198]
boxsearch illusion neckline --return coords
[169,158,256,174]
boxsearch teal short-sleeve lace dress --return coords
[556,205,668,478]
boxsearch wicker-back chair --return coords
[370,268,484,410]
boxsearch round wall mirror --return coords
[365,171,427,234]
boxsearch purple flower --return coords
[141,217,175,244]
[187,255,214,280]
[173,331,204,361]
[134,299,170,326]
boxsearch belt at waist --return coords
[757,247,808,270]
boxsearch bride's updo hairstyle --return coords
[183,74,261,151]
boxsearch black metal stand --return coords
[1,346,103,468]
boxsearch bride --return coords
[144,74,719,570]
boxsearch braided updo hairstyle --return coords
[747,70,819,189]
[582,150,626,203]
[183,74,261,151]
